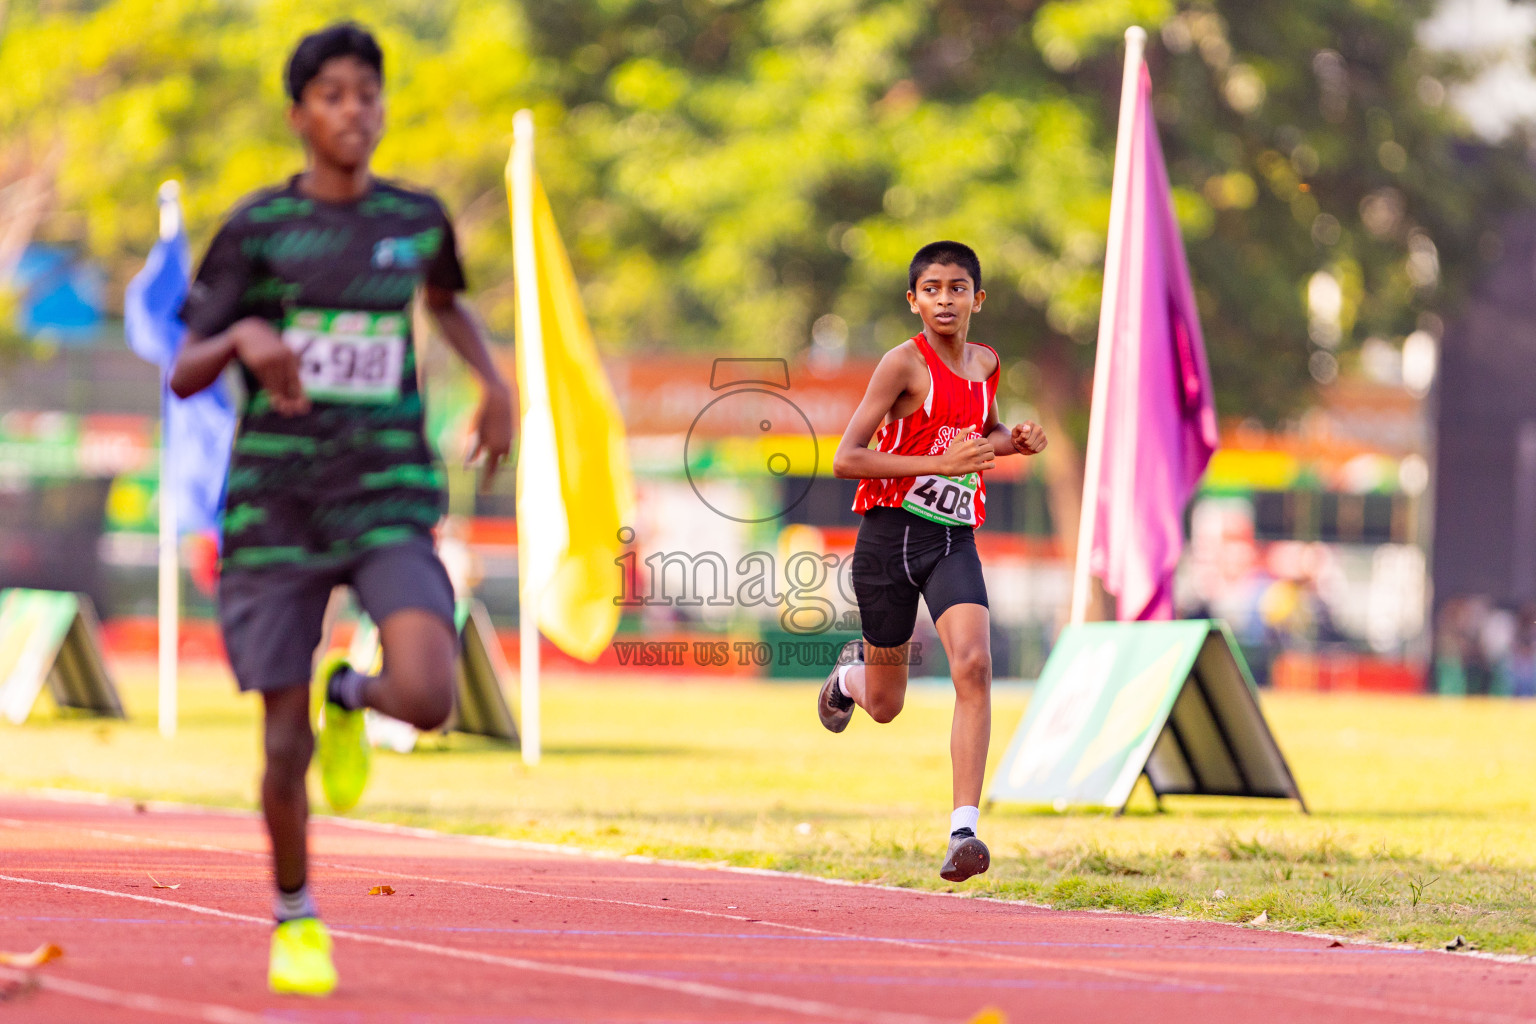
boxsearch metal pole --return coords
[156,180,181,738]
[1069,26,1146,624]
[511,111,542,766]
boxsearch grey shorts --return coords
[218,534,457,693]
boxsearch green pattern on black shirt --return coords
[181,176,466,571]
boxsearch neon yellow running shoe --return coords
[314,650,370,814]
[268,916,337,996]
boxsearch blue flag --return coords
[124,189,235,537]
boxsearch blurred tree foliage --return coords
[2,0,1530,428]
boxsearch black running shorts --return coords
[218,534,456,693]
[850,506,988,649]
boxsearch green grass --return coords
[6,658,1536,954]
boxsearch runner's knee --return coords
[264,726,313,782]
[262,688,314,781]
[386,658,455,730]
[377,610,458,730]
[866,691,905,723]
[402,684,453,732]
[950,645,992,693]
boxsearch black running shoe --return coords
[817,639,861,733]
[940,828,990,882]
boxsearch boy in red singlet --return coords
[820,241,1047,882]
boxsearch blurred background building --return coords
[4,0,1536,690]
[0,298,1439,688]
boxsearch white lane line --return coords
[1,816,1222,991]
[285,863,1536,1024]
[0,874,942,1024]
[5,814,1535,1024]
[319,861,1220,986]
[24,792,1523,964]
[0,963,269,1024]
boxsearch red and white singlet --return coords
[852,333,1001,529]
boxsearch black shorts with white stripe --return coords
[849,505,989,649]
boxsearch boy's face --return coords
[908,262,985,339]
[288,55,383,173]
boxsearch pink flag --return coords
[1077,47,1218,622]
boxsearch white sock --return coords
[274,882,317,923]
[836,663,854,698]
[950,805,979,836]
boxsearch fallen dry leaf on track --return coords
[0,945,62,969]
[368,885,396,896]
[148,874,180,890]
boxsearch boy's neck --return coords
[921,326,969,357]
[297,162,373,203]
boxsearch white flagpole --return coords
[156,180,181,738]
[511,110,542,766]
[1069,26,1146,625]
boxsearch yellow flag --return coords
[506,137,635,663]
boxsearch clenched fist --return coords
[1010,421,1047,455]
[232,317,310,417]
[938,432,996,476]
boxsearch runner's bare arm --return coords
[981,394,1011,456]
[833,348,994,479]
[168,332,236,398]
[977,395,1046,456]
[170,318,310,416]
[423,284,513,486]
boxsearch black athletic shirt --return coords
[180,176,465,571]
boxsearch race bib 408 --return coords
[902,472,979,527]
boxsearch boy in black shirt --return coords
[170,23,512,995]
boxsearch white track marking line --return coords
[0,874,941,1024]
[5,813,1535,1024]
[0,963,269,1024]
[28,791,1532,966]
[0,817,266,858]
[1,816,1223,989]
[291,864,1536,1024]
[0,874,268,926]
[321,862,1212,984]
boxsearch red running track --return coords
[1,793,1533,1024]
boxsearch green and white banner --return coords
[989,620,1303,812]
[0,588,122,724]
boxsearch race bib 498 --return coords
[902,472,979,527]
[282,309,407,404]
